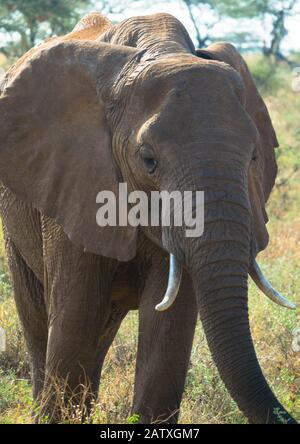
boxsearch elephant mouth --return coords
[155,254,296,312]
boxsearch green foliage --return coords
[127,413,140,424]
[0,244,29,377]
[0,370,31,412]
[0,0,90,59]
[0,0,299,60]
[247,56,284,95]
[214,0,297,20]
[213,0,298,57]
[0,370,32,423]
[213,0,268,19]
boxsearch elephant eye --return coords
[252,146,258,161]
[139,145,158,175]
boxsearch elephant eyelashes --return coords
[139,145,158,174]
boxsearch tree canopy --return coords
[213,0,299,59]
[0,0,90,58]
[0,0,299,62]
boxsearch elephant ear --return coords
[197,43,278,253]
[0,40,139,261]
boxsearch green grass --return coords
[0,57,299,424]
[0,370,32,424]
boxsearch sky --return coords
[106,1,300,53]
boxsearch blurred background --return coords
[1,1,300,62]
[1,1,300,106]
[0,0,299,424]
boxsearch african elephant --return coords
[0,12,297,424]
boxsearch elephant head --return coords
[0,12,296,424]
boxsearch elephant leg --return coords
[132,259,198,424]
[41,218,122,422]
[45,300,127,423]
[5,236,47,402]
[93,301,129,386]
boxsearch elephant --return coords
[0,11,297,424]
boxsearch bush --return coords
[247,56,285,96]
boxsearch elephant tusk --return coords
[250,260,296,310]
[155,254,183,312]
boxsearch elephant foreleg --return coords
[41,218,122,423]
[132,259,198,423]
[5,236,47,403]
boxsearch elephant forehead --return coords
[119,57,246,122]
[120,62,251,143]
[136,108,255,152]
[134,56,245,95]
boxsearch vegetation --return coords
[215,0,299,60]
[155,0,300,57]
[0,0,92,59]
[0,53,299,423]
[0,1,300,59]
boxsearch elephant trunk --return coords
[178,172,296,424]
[193,258,295,423]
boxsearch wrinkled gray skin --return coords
[0,13,296,424]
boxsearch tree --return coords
[0,0,91,58]
[180,0,217,47]
[262,1,295,59]
[94,0,141,16]
[215,0,300,60]
[169,0,300,55]
[173,0,263,49]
